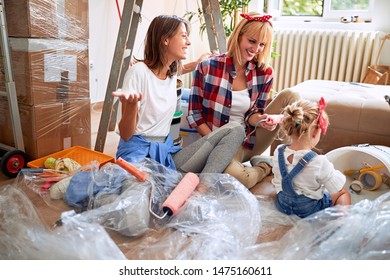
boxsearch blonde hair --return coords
[227,12,273,69]
[280,99,329,142]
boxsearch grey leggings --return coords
[173,122,245,173]
[224,88,301,189]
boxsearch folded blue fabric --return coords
[64,169,125,210]
[116,134,181,169]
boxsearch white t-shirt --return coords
[272,145,346,200]
[230,89,250,127]
[121,62,177,137]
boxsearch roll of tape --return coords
[358,171,383,191]
[349,180,363,194]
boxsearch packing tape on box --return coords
[358,171,383,191]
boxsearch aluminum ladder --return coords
[94,0,227,153]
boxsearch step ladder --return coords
[0,0,28,178]
[94,0,227,153]
[201,0,227,53]
[94,0,143,152]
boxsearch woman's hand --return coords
[113,91,142,104]
[261,119,278,131]
[251,113,278,131]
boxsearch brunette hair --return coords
[227,12,273,70]
[143,15,190,78]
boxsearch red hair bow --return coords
[240,13,272,23]
[317,97,328,135]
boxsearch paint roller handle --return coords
[116,157,148,182]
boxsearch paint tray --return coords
[27,146,115,168]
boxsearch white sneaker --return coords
[250,155,273,167]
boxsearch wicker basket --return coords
[362,34,390,85]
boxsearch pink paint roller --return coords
[116,157,148,182]
[247,114,285,141]
[161,172,200,217]
[265,114,284,125]
[116,157,199,218]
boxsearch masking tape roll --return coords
[358,171,383,191]
[349,180,363,194]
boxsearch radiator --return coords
[272,29,385,93]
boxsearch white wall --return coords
[89,0,390,103]
[88,0,211,103]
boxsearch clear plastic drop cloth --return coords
[0,185,126,260]
[244,191,390,260]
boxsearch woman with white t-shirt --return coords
[114,15,245,173]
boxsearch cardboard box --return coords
[0,38,89,106]
[4,0,89,40]
[0,98,91,160]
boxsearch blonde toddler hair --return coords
[280,99,329,142]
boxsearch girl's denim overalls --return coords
[275,145,332,218]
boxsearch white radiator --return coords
[272,29,385,93]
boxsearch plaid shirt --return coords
[187,54,273,150]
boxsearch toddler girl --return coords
[272,98,351,218]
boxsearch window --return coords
[267,0,375,21]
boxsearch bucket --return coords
[326,145,390,176]
[176,79,183,112]
[170,111,182,141]
[326,145,390,200]
[180,129,201,147]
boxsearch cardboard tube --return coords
[116,157,148,182]
[162,172,199,216]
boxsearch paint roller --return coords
[245,114,285,141]
[265,114,284,125]
[115,157,199,219]
[162,172,200,216]
[149,172,200,219]
[116,157,148,182]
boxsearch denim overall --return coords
[275,145,332,218]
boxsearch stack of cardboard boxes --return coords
[0,0,90,160]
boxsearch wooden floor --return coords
[0,102,120,185]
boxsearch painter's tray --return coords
[27,146,115,168]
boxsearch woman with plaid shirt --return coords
[187,12,299,189]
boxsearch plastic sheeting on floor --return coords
[1,158,390,259]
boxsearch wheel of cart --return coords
[0,147,28,178]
